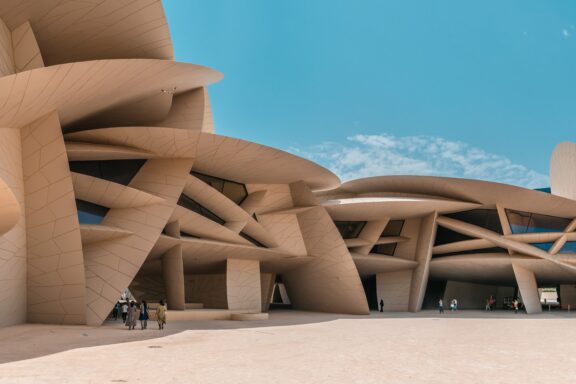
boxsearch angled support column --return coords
[162,245,185,310]
[227,259,262,312]
[512,264,542,314]
[408,212,438,312]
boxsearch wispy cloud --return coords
[291,134,549,189]
[563,29,571,38]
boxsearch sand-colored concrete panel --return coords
[21,111,86,325]
[0,127,26,327]
[162,245,185,310]
[152,88,212,131]
[284,205,369,315]
[83,158,193,325]
[512,264,542,314]
[184,274,227,309]
[408,213,437,312]
[0,177,20,235]
[0,17,14,76]
[0,0,174,65]
[377,270,412,311]
[11,21,44,72]
[356,220,389,255]
[0,60,222,129]
[226,259,262,312]
[260,273,276,312]
[551,142,576,200]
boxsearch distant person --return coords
[489,296,495,311]
[438,299,444,314]
[379,299,384,313]
[453,299,458,311]
[126,302,138,330]
[513,299,519,314]
[121,302,128,323]
[156,300,167,330]
[450,299,455,312]
[139,300,149,330]
[112,302,119,320]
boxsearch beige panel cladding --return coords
[560,285,576,309]
[512,264,542,314]
[376,271,412,311]
[0,178,20,235]
[443,281,501,309]
[152,88,213,131]
[284,202,369,314]
[226,258,262,312]
[11,21,44,72]
[162,245,185,310]
[260,273,276,312]
[408,212,438,312]
[184,274,227,309]
[551,142,576,200]
[0,17,14,76]
[83,158,193,325]
[395,218,421,261]
[0,127,26,327]
[22,111,86,325]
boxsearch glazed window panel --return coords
[506,209,570,234]
[531,242,554,251]
[177,194,225,225]
[370,243,397,256]
[76,199,109,224]
[434,225,475,246]
[69,159,146,186]
[334,221,366,239]
[559,242,576,254]
[191,171,248,205]
[381,220,404,237]
[445,209,503,234]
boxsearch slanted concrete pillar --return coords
[377,271,412,311]
[408,212,438,312]
[512,264,542,314]
[162,245,185,310]
[226,259,261,312]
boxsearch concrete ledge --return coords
[185,303,204,309]
[230,313,269,321]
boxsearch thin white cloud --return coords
[563,29,570,37]
[291,134,549,189]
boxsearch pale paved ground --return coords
[0,310,575,383]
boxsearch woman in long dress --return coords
[126,301,138,330]
[156,300,167,330]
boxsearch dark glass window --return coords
[76,199,109,224]
[191,171,248,205]
[531,242,554,251]
[239,232,266,248]
[334,221,366,239]
[382,220,404,236]
[432,247,507,258]
[506,209,570,234]
[180,231,199,239]
[69,160,146,186]
[445,209,503,234]
[434,226,475,246]
[370,243,397,256]
[560,242,576,253]
[177,194,225,225]
[534,187,551,194]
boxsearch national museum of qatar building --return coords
[0,0,575,328]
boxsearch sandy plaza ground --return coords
[0,310,574,383]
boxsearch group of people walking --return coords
[112,300,168,330]
[437,298,458,313]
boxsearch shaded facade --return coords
[0,1,574,329]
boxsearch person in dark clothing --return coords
[438,299,444,314]
[379,299,384,312]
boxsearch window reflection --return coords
[191,171,248,205]
[334,221,366,239]
[505,209,570,234]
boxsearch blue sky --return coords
[164,1,576,188]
